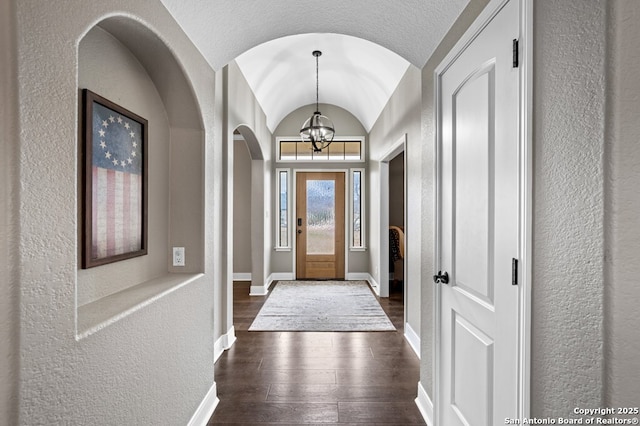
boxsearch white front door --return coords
[436,0,522,424]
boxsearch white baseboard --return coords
[367,274,380,296]
[214,325,237,362]
[225,325,237,349]
[249,273,292,296]
[249,274,271,296]
[187,382,219,426]
[346,272,370,281]
[232,273,251,281]
[249,276,271,296]
[404,321,421,359]
[415,381,434,426]
[213,336,224,362]
[224,325,237,351]
[271,272,294,281]
[249,285,268,296]
[347,273,380,296]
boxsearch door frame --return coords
[432,0,532,422]
[379,134,407,311]
[292,168,349,280]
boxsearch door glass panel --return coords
[327,142,345,160]
[352,170,362,247]
[278,170,288,247]
[279,141,296,161]
[306,179,335,254]
[313,146,329,161]
[344,141,361,160]
[298,141,313,161]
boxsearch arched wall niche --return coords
[97,16,204,130]
[76,16,205,336]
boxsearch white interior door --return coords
[436,0,521,424]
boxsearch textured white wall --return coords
[12,0,219,424]
[0,0,18,423]
[368,66,421,334]
[532,0,606,415]
[605,0,640,409]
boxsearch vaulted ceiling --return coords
[160,0,470,132]
[235,34,410,132]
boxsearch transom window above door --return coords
[276,137,365,162]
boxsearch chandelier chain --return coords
[315,53,319,112]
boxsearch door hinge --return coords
[512,258,518,285]
[512,39,519,68]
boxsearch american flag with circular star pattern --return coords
[91,101,143,259]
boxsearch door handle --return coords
[433,271,449,284]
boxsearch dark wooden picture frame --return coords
[81,89,148,268]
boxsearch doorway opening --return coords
[232,132,252,283]
[222,125,266,360]
[379,134,409,334]
[388,151,405,290]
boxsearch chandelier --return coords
[300,50,335,152]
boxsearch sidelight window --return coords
[350,168,365,249]
[276,168,290,250]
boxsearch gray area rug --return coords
[248,280,396,332]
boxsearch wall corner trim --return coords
[187,382,219,426]
[346,272,370,281]
[347,273,381,295]
[366,274,380,296]
[415,381,434,426]
[214,326,237,362]
[270,272,294,282]
[250,273,292,296]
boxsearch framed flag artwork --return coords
[81,89,148,268]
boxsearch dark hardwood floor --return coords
[208,281,425,425]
